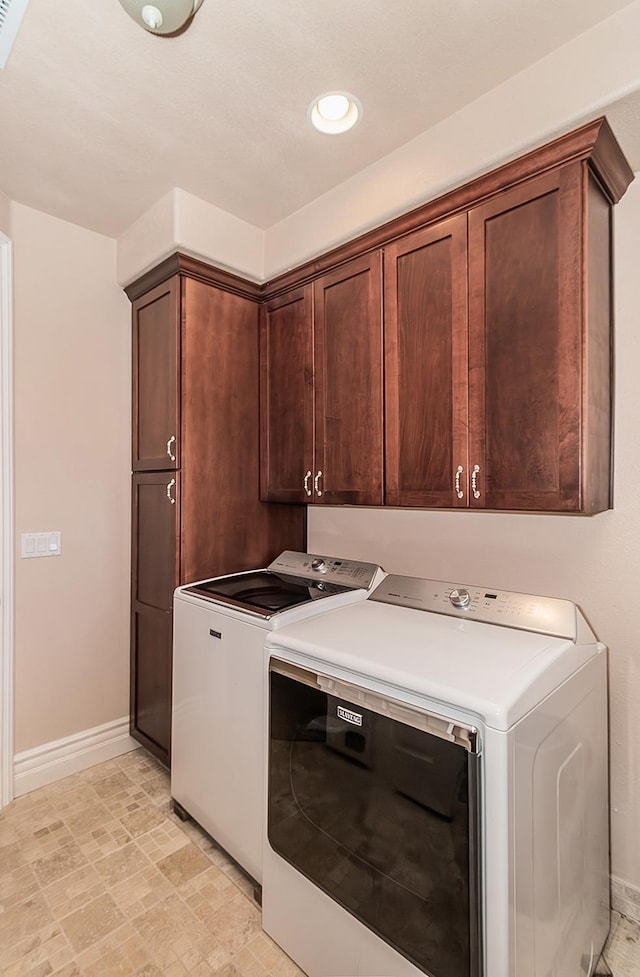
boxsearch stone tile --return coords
[138,772,171,807]
[134,819,190,862]
[92,770,136,799]
[19,819,76,863]
[59,892,127,953]
[94,841,150,886]
[132,966,164,977]
[75,817,132,860]
[45,781,101,817]
[205,887,262,959]
[32,841,89,887]
[76,921,153,977]
[0,893,56,951]
[116,750,165,781]
[0,922,74,975]
[63,801,113,839]
[157,843,211,887]
[119,805,167,839]
[0,861,40,911]
[42,863,106,919]
[109,864,174,916]
[0,839,27,874]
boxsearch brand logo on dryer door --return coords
[337,705,363,726]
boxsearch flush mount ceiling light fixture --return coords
[118,0,203,35]
[308,91,362,135]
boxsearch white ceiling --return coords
[1,0,639,239]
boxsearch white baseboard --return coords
[611,875,640,923]
[13,717,138,797]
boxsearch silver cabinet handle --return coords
[166,435,176,461]
[455,465,464,499]
[166,478,176,504]
[314,471,323,497]
[303,470,312,497]
[471,464,481,499]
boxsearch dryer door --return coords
[268,659,483,977]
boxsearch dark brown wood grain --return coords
[180,277,305,578]
[259,286,314,503]
[313,253,384,505]
[130,605,173,763]
[262,116,632,300]
[129,276,305,766]
[384,216,469,507]
[468,164,585,511]
[132,471,180,611]
[125,252,262,303]
[132,279,180,472]
[130,470,180,765]
[585,172,614,512]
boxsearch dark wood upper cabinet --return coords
[132,279,180,472]
[260,286,314,504]
[467,163,611,512]
[385,215,469,508]
[314,254,384,505]
[261,253,384,506]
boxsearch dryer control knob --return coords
[450,588,471,608]
[311,557,327,573]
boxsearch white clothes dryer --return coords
[263,573,609,977]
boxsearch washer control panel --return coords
[268,551,383,590]
[371,574,580,640]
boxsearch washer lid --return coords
[264,599,604,731]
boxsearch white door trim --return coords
[0,230,14,809]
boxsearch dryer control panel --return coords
[371,574,591,641]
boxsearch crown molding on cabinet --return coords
[124,116,633,304]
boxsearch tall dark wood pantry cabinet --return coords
[129,265,304,766]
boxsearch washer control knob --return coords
[450,588,471,608]
[311,557,327,573]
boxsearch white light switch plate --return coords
[21,532,62,558]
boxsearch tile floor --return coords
[0,749,304,977]
[0,747,638,977]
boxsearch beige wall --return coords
[308,176,640,894]
[12,202,131,752]
[0,192,10,236]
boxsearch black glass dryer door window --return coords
[268,667,482,977]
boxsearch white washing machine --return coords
[263,573,610,977]
[171,550,385,884]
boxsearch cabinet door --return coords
[131,472,180,611]
[132,278,180,471]
[131,471,179,764]
[314,252,384,505]
[385,216,469,507]
[260,286,314,503]
[468,165,583,511]
[130,605,173,764]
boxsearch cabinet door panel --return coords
[385,217,468,507]
[132,279,180,471]
[468,166,582,510]
[260,287,314,503]
[132,472,180,611]
[130,605,172,764]
[314,253,384,505]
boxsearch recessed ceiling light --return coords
[308,91,362,135]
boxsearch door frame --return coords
[0,230,14,808]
